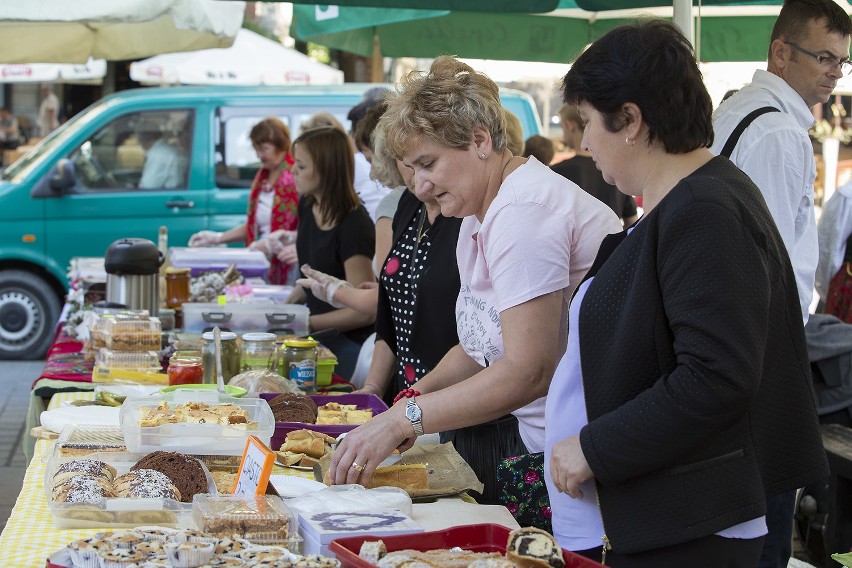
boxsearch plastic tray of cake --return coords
[120,391,274,455]
[259,393,388,451]
[329,524,604,568]
[169,246,270,277]
[44,451,216,529]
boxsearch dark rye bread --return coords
[130,451,207,503]
[269,393,317,414]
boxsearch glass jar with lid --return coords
[281,338,318,394]
[240,332,278,372]
[165,267,191,309]
[201,331,239,384]
[167,351,203,386]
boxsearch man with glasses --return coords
[711,1,851,566]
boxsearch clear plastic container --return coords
[182,302,309,336]
[102,316,162,351]
[45,451,216,529]
[120,391,275,455]
[95,348,162,372]
[192,494,300,550]
[169,246,270,277]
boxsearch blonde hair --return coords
[301,112,345,133]
[382,56,506,159]
[557,104,582,130]
[370,123,406,189]
[503,109,524,156]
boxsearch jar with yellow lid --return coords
[281,338,318,394]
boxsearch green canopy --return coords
[293,2,787,62]
[279,0,561,11]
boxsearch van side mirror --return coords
[48,158,76,194]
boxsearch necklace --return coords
[415,206,428,245]
[409,207,430,299]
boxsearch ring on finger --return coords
[351,461,365,473]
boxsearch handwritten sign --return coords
[234,435,275,497]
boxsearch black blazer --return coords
[375,191,462,391]
[576,157,828,553]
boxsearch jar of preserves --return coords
[281,338,318,394]
[165,267,191,309]
[201,331,239,385]
[240,332,277,372]
[167,352,203,386]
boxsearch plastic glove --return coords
[295,264,351,308]
[247,238,271,258]
[275,243,298,265]
[188,230,221,247]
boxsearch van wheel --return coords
[0,270,61,360]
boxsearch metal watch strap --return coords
[407,397,424,436]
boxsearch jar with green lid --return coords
[281,338,318,394]
[201,331,239,384]
[240,332,278,372]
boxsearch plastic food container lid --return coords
[96,348,162,371]
[282,338,318,348]
[192,494,298,544]
[242,332,276,342]
[201,331,238,341]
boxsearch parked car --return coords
[0,84,542,359]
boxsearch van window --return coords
[214,107,350,189]
[68,109,194,191]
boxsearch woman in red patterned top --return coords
[189,117,299,284]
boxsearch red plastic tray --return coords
[328,523,604,568]
[260,393,388,451]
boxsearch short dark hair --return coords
[353,102,387,153]
[292,126,359,226]
[523,135,555,165]
[771,0,852,47]
[562,19,713,154]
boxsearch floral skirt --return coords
[497,452,553,533]
[825,261,852,324]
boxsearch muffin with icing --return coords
[66,537,108,568]
[98,546,147,568]
[164,540,216,567]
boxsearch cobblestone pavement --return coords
[0,361,44,533]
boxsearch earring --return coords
[478,152,486,159]
[625,137,635,147]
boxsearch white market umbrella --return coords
[0,58,107,84]
[0,0,244,64]
[129,28,344,86]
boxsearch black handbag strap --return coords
[720,106,780,158]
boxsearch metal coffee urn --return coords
[104,238,163,314]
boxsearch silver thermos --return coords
[104,238,163,314]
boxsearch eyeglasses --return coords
[784,41,852,75]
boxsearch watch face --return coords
[405,401,421,421]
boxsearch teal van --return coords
[0,84,542,359]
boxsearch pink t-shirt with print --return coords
[455,157,621,452]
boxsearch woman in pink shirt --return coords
[330,56,620,487]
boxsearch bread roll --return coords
[505,527,564,568]
[283,437,326,458]
[325,463,428,491]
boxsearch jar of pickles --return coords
[240,332,277,372]
[281,338,318,394]
[167,351,203,386]
[201,331,239,384]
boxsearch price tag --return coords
[234,435,275,497]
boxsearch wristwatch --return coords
[405,397,424,436]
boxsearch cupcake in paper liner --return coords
[240,546,292,564]
[164,540,216,567]
[66,537,108,568]
[135,526,178,541]
[102,529,145,549]
[170,528,219,545]
[98,546,147,567]
[141,555,172,568]
[136,539,166,558]
[206,557,245,567]
[296,554,341,568]
[214,536,251,556]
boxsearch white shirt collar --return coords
[749,69,816,130]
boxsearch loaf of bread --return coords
[505,527,565,568]
[324,463,428,491]
[113,469,181,500]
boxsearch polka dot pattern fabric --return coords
[381,206,431,389]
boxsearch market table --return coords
[3,391,518,567]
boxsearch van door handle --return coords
[165,200,195,209]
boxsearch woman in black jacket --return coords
[546,20,828,566]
